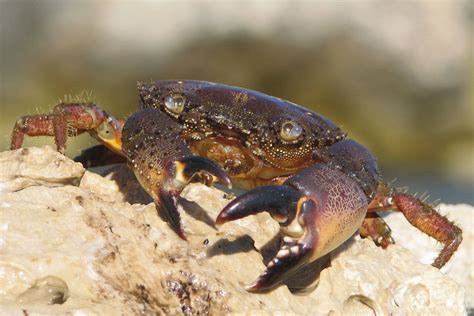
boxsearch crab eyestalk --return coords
[122,108,231,239]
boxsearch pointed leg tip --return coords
[169,219,188,241]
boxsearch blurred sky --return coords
[0,0,472,203]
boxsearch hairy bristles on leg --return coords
[420,193,431,203]
[431,199,441,209]
[388,178,398,185]
[59,91,95,104]
[395,186,409,194]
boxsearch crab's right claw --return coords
[217,185,318,291]
[122,108,231,240]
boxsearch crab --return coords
[11,80,462,292]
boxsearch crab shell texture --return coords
[135,80,378,192]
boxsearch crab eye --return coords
[97,121,116,140]
[164,94,185,114]
[280,120,303,142]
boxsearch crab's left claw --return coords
[122,108,231,240]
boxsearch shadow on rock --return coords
[206,235,256,258]
[100,164,152,205]
[178,197,216,229]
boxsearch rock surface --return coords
[0,146,469,315]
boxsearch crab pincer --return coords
[122,108,231,239]
[217,141,372,292]
[217,164,369,291]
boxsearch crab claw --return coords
[122,108,231,239]
[217,164,369,291]
[245,199,318,292]
[154,187,185,239]
[217,184,318,291]
[174,156,232,190]
[216,185,301,226]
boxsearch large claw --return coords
[217,185,319,291]
[217,164,369,291]
[216,185,302,226]
[122,108,231,239]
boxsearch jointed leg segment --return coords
[367,184,462,268]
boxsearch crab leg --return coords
[217,164,368,291]
[122,108,231,239]
[359,213,395,249]
[11,103,124,154]
[11,114,55,150]
[368,184,462,268]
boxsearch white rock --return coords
[0,147,468,315]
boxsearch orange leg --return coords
[367,184,462,268]
[11,103,123,154]
[11,114,56,151]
